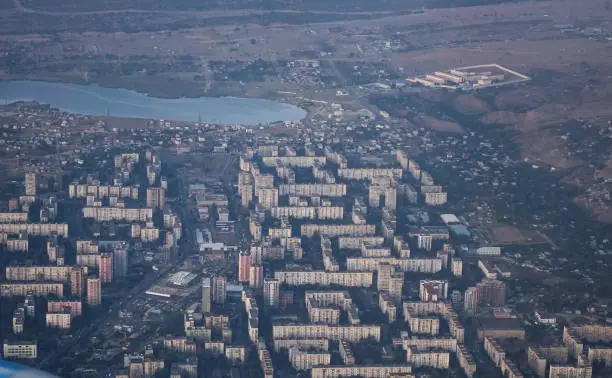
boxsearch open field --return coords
[18,0,525,13]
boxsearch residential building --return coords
[3,340,37,359]
[264,279,280,307]
[201,278,212,314]
[86,277,101,306]
[212,276,227,305]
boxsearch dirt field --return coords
[415,114,464,134]
[485,224,549,245]
[452,94,491,115]
[1,0,610,72]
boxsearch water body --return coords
[0,80,306,125]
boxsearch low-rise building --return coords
[2,340,37,359]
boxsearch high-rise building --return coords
[451,258,463,277]
[146,187,166,209]
[377,263,404,300]
[419,280,449,302]
[47,238,58,263]
[86,276,101,306]
[201,278,212,314]
[238,252,251,283]
[100,253,113,283]
[9,197,19,212]
[464,287,478,314]
[12,306,24,334]
[24,293,35,317]
[212,276,227,305]
[25,172,36,196]
[70,267,84,297]
[249,265,264,289]
[113,244,129,279]
[263,279,280,307]
[451,290,463,307]
[476,279,506,307]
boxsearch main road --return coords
[38,166,194,371]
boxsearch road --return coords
[37,252,186,370]
[39,166,194,371]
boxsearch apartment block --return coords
[379,292,397,322]
[46,311,71,329]
[262,156,327,168]
[406,348,450,369]
[272,324,380,343]
[257,188,279,210]
[289,348,331,370]
[83,207,153,222]
[424,191,448,206]
[0,223,68,237]
[451,258,463,277]
[403,301,465,342]
[0,282,64,297]
[48,300,82,317]
[346,257,443,273]
[407,316,440,336]
[146,187,166,209]
[0,212,28,223]
[274,339,329,353]
[339,340,355,365]
[274,270,373,288]
[69,183,139,200]
[171,359,198,378]
[395,335,457,352]
[337,168,403,180]
[225,346,247,364]
[301,224,376,238]
[484,337,524,378]
[419,280,449,302]
[3,340,37,359]
[163,337,197,354]
[87,277,101,306]
[12,307,24,334]
[457,344,477,378]
[25,172,36,196]
[270,206,344,220]
[264,279,280,307]
[278,184,346,197]
[5,266,80,282]
[311,365,412,378]
[338,237,384,250]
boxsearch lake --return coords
[0,80,307,125]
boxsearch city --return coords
[1,0,612,377]
[1,101,612,377]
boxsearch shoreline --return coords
[0,78,309,126]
